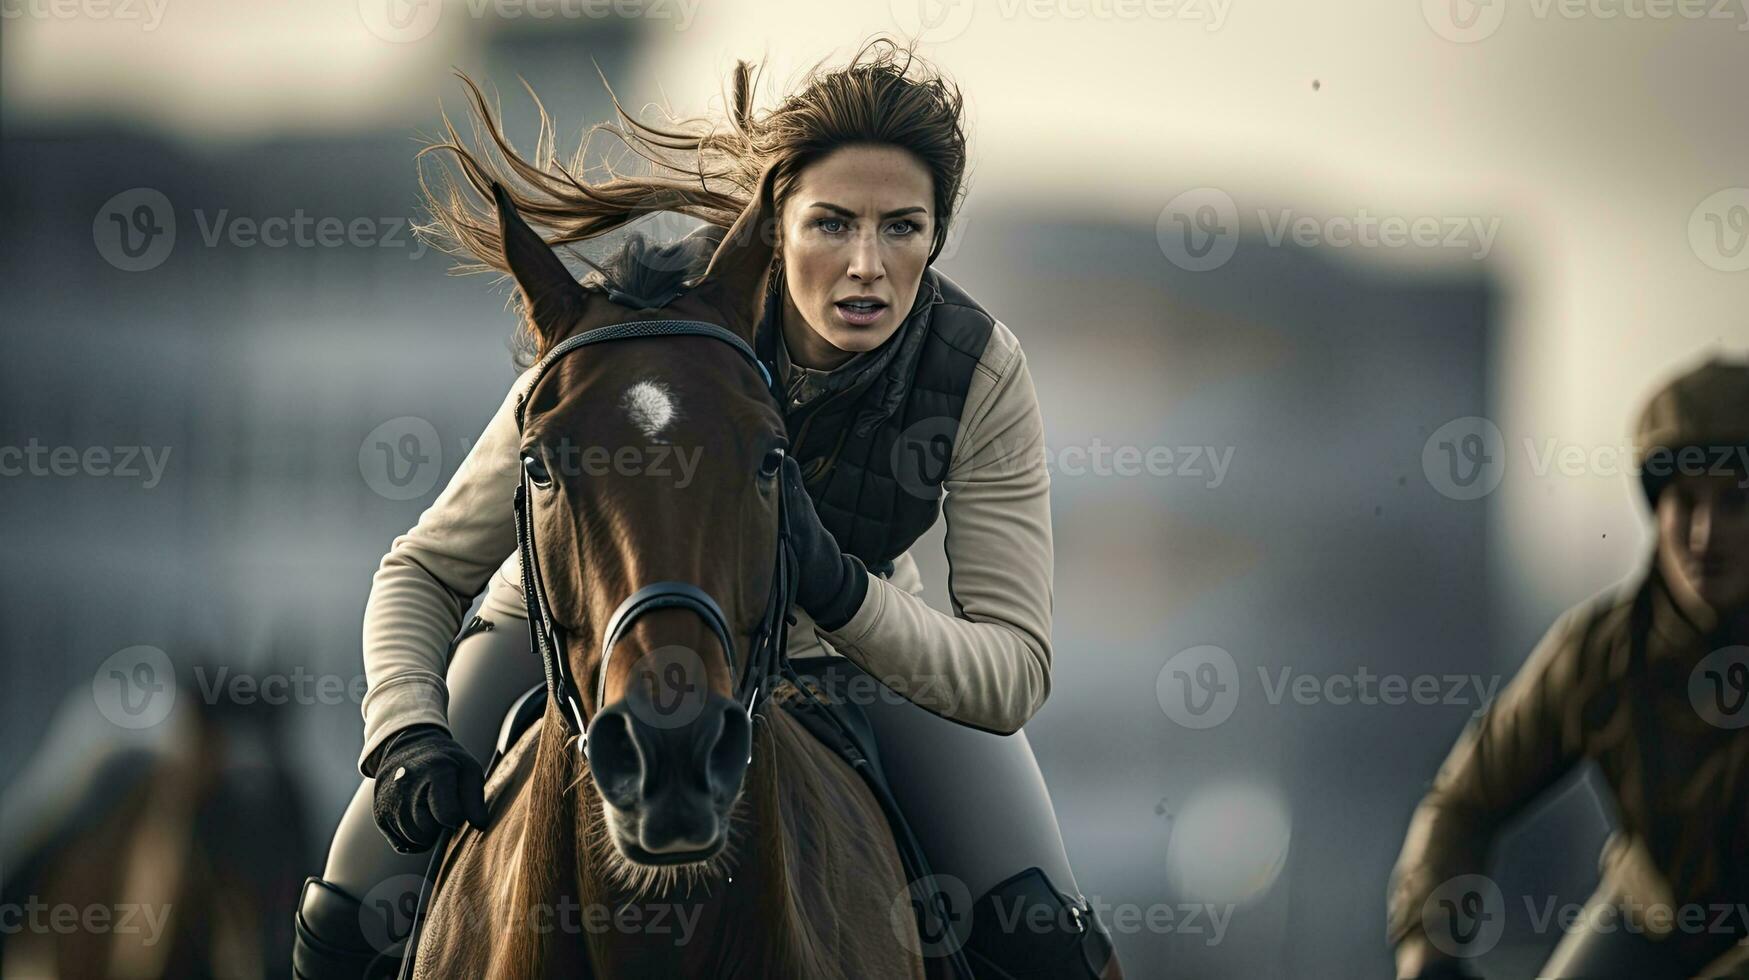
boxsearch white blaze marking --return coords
[623,379,676,442]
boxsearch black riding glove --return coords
[366,724,488,854]
[779,453,869,632]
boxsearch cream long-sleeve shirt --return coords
[356,317,1053,774]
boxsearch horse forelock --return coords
[576,228,716,310]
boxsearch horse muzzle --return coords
[585,685,753,863]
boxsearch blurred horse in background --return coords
[2,638,316,979]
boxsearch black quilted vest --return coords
[755,268,996,576]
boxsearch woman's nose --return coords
[846,234,885,281]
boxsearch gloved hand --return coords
[779,453,869,632]
[366,724,488,854]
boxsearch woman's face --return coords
[776,144,935,369]
[1657,471,1749,616]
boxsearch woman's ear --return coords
[491,181,588,349]
[702,164,781,334]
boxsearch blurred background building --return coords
[3,1,1746,976]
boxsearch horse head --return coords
[493,166,786,881]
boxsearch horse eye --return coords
[759,447,785,479]
[522,453,552,487]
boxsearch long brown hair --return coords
[413,35,969,368]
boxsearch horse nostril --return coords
[584,707,644,808]
[706,700,753,799]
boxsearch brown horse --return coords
[408,174,927,979]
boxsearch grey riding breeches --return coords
[319,611,1081,918]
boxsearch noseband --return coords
[511,318,797,751]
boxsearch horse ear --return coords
[701,164,781,332]
[492,181,587,346]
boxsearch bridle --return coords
[425,316,976,980]
[511,318,797,751]
[395,318,797,980]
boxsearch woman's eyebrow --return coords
[808,202,929,220]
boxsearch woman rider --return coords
[1388,355,1749,979]
[293,39,1121,979]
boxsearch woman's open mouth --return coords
[834,298,887,326]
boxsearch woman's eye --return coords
[816,218,846,234]
[522,453,552,487]
[886,219,918,236]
